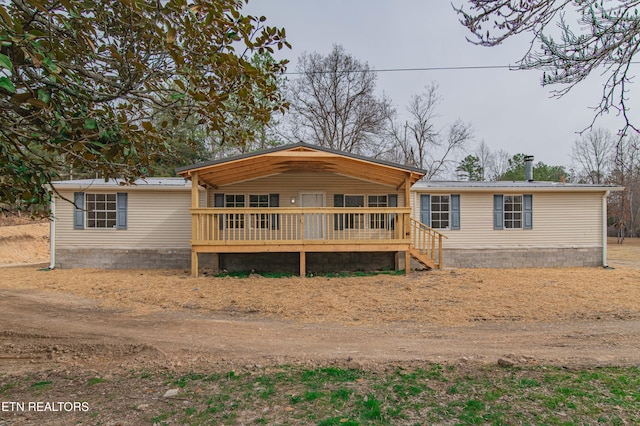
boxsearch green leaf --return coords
[37,88,50,104]
[84,118,98,130]
[0,53,12,71]
[0,77,16,93]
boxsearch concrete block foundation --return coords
[55,248,191,269]
[427,247,603,269]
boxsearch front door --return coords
[301,193,324,240]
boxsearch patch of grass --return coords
[10,364,637,425]
[150,410,175,424]
[0,382,16,394]
[359,393,383,420]
[301,367,361,383]
[304,390,323,402]
[174,372,207,388]
[87,377,107,386]
[330,388,352,404]
[30,380,52,390]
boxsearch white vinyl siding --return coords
[412,191,603,249]
[55,189,193,249]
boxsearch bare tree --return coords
[486,149,510,181]
[571,128,615,184]
[476,140,494,181]
[455,1,640,134]
[282,44,393,154]
[386,83,473,179]
[609,134,640,240]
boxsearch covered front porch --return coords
[177,143,444,277]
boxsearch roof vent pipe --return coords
[524,155,534,182]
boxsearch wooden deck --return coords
[190,208,445,276]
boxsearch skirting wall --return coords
[55,248,191,269]
[415,247,603,269]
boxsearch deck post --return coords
[191,250,199,278]
[299,251,306,277]
[438,234,443,269]
[404,251,410,274]
[191,172,199,278]
[404,177,412,275]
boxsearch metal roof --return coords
[413,180,624,192]
[50,177,192,190]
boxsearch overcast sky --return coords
[244,0,631,169]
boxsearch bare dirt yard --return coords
[1,220,639,372]
[1,220,640,424]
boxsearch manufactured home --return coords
[49,143,621,275]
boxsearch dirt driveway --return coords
[1,232,640,374]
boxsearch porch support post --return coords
[299,251,306,277]
[191,171,199,208]
[191,172,199,278]
[404,174,411,275]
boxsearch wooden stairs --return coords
[409,218,447,270]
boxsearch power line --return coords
[283,64,515,75]
[283,62,640,75]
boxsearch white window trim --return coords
[503,194,524,230]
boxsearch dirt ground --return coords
[1,222,640,377]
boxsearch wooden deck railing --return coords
[191,207,412,245]
[410,217,447,269]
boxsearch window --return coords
[85,194,117,228]
[494,194,532,230]
[249,194,270,229]
[334,194,397,231]
[368,195,387,229]
[345,195,365,229]
[504,195,523,229]
[419,194,460,230]
[73,192,127,230]
[431,195,450,229]
[225,194,245,229]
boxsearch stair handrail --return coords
[409,218,447,269]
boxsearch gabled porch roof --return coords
[175,143,426,189]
